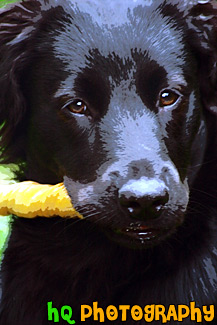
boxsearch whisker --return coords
[190,188,216,200]
[55,207,101,238]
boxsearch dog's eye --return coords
[67,100,87,115]
[159,90,179,107]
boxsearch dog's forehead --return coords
[70,0,154,27]
[52,0,186,82]
[62,0,195,27]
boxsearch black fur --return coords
[0,0,217,324]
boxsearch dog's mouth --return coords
[105,223,174,249]
[69,201,183,249]
[121,224,157,238]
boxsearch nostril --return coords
[128,201,140,209]
[126,201,141,214]
[119,194,169,220]
[124,197,168,220]
[119,179,169,221]
[152,193,169,208]
[153,200,163,208]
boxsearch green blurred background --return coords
[0,0,20,260]
[0,0,17,7]
[0,166,14,261]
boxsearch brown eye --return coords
[159,90,179,107]
[67,100,87,114]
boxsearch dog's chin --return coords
[103,225,177,250]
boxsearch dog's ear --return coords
[0,0,42,163]
[186,0,217,115]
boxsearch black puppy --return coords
[0,0,217,324]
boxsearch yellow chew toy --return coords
[0,181,83,219]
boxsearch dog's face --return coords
[0,0,217,248]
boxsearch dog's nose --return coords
[119,178,169,220]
